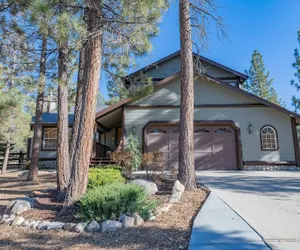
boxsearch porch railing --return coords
[96,143,111,158]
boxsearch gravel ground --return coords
[0,170,207,250]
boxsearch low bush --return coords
[142,151,165,181]
[77,183,158,222]
[88,166,125,189]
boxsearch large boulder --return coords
[12,216,25,226]
[131,179,158,196]
[101,220,122,233]
[122,216,135,228]
[85,220,100,232]
[47,222,65,230]
[63,223,76,231]
[74,222,88,233]
[37,221,51,230]
[132,213,144,226]
[169,180,185,203]
[8,197,36,215]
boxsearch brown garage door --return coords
[146,125,237,170]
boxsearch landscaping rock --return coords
[30,221,40,229]
[21,220,30,227]
[119,214,126,222]
[85,220,100,232]
[12,216,25,226]
[27,220,36,228]
[2,214,9,222]
[19,170,28,178]
[47,222,65,230]
[8,197,36,215]
[37,221,51,230]
[148,216,156,221]
[63,223,76,231]
[169,180,185,203]
[74,222,88,233]
[3,214,15,224]
[131,179,158,196]
[132,213,144,226]
[101,220,122,233]
[122,216,135,228]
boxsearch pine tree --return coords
[245,50,284,106]
[291,31,300,112]
[178,0,225,189]
[64,0,169,207]
[0,90,31,174]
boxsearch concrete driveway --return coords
[196,171,300,250]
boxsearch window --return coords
[43,128,57,149]
[149,128,167,133]
[215,128,232,133]
[194,128,210,133]
[43,127,72,150]
[260,126,278,150]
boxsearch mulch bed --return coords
[0,170,208,250]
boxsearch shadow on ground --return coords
[0,223,269,250]
[196,171,300,197]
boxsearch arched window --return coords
[260,126,278,150]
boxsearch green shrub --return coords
[77,183,158,222]
[88,166,125,189]
[125,133,142,171]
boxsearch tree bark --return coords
[64,0,102,206]
[28,36,47,181]
[1,141,10,175]
[57,41,70,199]
[178,0,196,189]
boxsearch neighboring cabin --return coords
[29,51,300,170]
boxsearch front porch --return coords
[91,101,128,165]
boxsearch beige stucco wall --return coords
[126,78,295,163]
[133,77,257,105]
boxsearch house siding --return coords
[133,78,258,105]
[125,107,295,162]
[125,77,295,163]
[144,54,237,79]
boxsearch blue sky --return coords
[100,0,300,110]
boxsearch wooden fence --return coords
[0,151,27,167]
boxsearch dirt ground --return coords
[0,169,207,250]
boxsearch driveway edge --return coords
[189,190,270,250]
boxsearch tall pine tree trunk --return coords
[1,141,10,175]
[178,0,196,189]
[64,0,102,206]
[28,36,47,181]
[57,41,70,198]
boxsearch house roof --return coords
[95,98,131,119]
[31,113,75,125]
[126,50,248,82]
[95,72,300,121]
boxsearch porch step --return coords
[90,157,116,167]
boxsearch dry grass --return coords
[0,170,207,250]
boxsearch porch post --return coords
[122,105,126,149]
[291,117,300,167]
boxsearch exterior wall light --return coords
[132,125,136,135]
[248,124,253,134]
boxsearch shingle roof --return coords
[31,113,74,124]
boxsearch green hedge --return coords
[88,166,125,189]
[78,183,158,222]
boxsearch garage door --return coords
[146,125,237,170]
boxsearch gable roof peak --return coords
[127,50,248,81]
